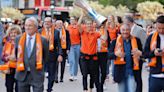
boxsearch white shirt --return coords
[26,33,36,53]
[159,34,164,50]
[59,28,62,39]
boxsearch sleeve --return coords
[66,30,71,50]
[107,31,111,49]
[136,38,143,57]
[143,34,155,59]
[138,27,147,48]
[1,43,6,62]
[96,32,101,39]
[15,36,20,60]
[43,37,49,63]
[56,31,63,55]
[81,25,86,34]
[38,29,42,34]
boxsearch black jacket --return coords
[38,28,63,57]
[108,37,143,83]
[144,33,163,74]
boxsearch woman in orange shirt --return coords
[0,25,22,92]
[67,16,81,81]
[96,24,108,92]
[78,12,105,92]
[107,15,119,41]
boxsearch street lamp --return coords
[50,5,55,19]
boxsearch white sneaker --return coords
[45,72,48,77]
[66,63,70,67]
[88,88,92,92]
[69,76,74,81]
[103,85,107,90]
[74,76,78,81]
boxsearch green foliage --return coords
[98,0,110,6]
[96,0,164,11]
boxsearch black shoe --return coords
[55,80,58,83]
[69,76,74,81]
[69,79,74,81]
[60,80,63,82]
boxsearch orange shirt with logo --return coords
[81,28,101,55]
[68,25,81,45]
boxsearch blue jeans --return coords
[106,59,114,76]
[68,45,80,76]
[118,75,136,92]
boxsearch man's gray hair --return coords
[25,17,38,27]
[124,15,134,23]
[55,20,63,24]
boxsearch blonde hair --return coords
[6,25,22,37]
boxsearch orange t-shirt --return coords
[108,27,118,41]
[81,28,101,55]
[68,25,81,45]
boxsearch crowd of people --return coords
[0,10,163,92]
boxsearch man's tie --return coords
[27,37,32,58]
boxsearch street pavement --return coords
[0,64,149,92]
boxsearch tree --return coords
[137,1,164,21]
[95,0,164,12]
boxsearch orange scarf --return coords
[61,27,66,49]
[41,27,54,51]
[114,35,139,70]
[17,33,43,72]
[148,31,164,71]
[99,28,108,52]
[0,41,16,70]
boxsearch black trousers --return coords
[47,53,58,92]
[134,60,143,92]
[97,52,108,92]
[60,49,67,81]
[79,53,101,92]
[55,49,67,81]
[5,68,18,92]
[149,76,164,92]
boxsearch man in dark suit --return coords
[55,20,70,82]
[15,17,49,92]
[39,17,63,92]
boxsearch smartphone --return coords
[158,49,163,53]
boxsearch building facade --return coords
[0,0,74,8]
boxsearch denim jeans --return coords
[106,59,114,76]
[68,45,80,76]
[118,75,136,92]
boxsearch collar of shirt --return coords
[26,33,36,50]
[26,33,36,40]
